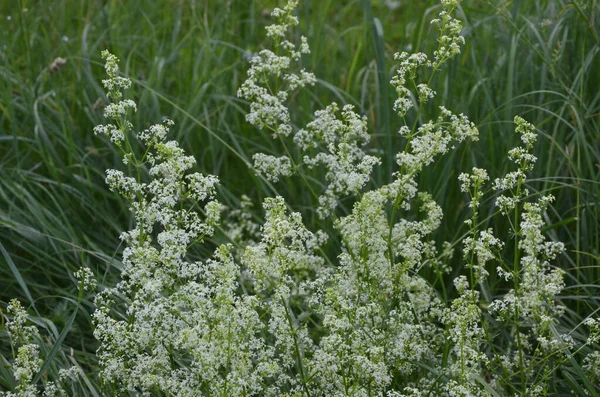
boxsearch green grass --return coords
[0,0,598,394]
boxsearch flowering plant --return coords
[84,0,599,396]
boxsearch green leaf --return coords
[0,242,37,313]
[32,303,79,385]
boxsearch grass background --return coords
[0,0,598,394]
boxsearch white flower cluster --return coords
[0,300,79,397]
[487,194,570,381]
[391,52,431,116]
[463,228,504,282]
[243,196,324,291]
[222,194,261,250]
[93,52,285,395]
[274,5,483,390]
[583,318,600,382]
[381,0,474,260]
[391,192,444,269]
[442,276,490,397]
[100,50,131,101]
[493,115,538,214]
[460,167,504,282]
[93,50,137,146]
[74,266,97,292]
[454,116,571,392]
[2,300,42,397]
[297,103,381,218]
[459,167,488,199]
[395,106,478,175]
[585,318,600,345]
[390,0,465,119]
[252,152,293,182]
[379,103,478,240]
[242,197,325,393]
[431,0,466,69]
[480,119,569,389]
[516,197,566,326]
[92,124,125,144]
[95,244,278,396]
[299,189,447,394]
[237,0,315,138]
[239,2,379,218]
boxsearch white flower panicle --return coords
[93,52,283,395]
[5,299,37,344]
[395,107,478,176]
[493,115,538,214]
[0,300,79,397]
[452,94,570,395]
[487,194,569,378]
[584,319,600,382]
[389,33,478,215]
[386,0,474,233]
[93,124,125,144]
[74,266,97,292]
[296,103,381,218]
[239,0,380,220]
[390,1,466,118]
[480,118,569,390]
[391,52,432,116]
[3,300,43,397]
[431,0,466,68]
[442,276,490,396]
[266,1,299,40]
[460,167,499,282]
[463,228,504,282]
[243,196,324,291]
[459,167,488,220]
[301,188,447,394]
[294,6,483,391]
[252,152,293,182]
[100,50,131,101]
[93,51,136,146]
[237,0,315,139]
[242,197,325,393]
[459,167,489,194]
[137,119,173,144]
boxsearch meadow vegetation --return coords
[0,0,599,395]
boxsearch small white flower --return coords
[252,153,293,182]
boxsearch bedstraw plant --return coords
[1,0,598,396]
[88,0,599,395]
